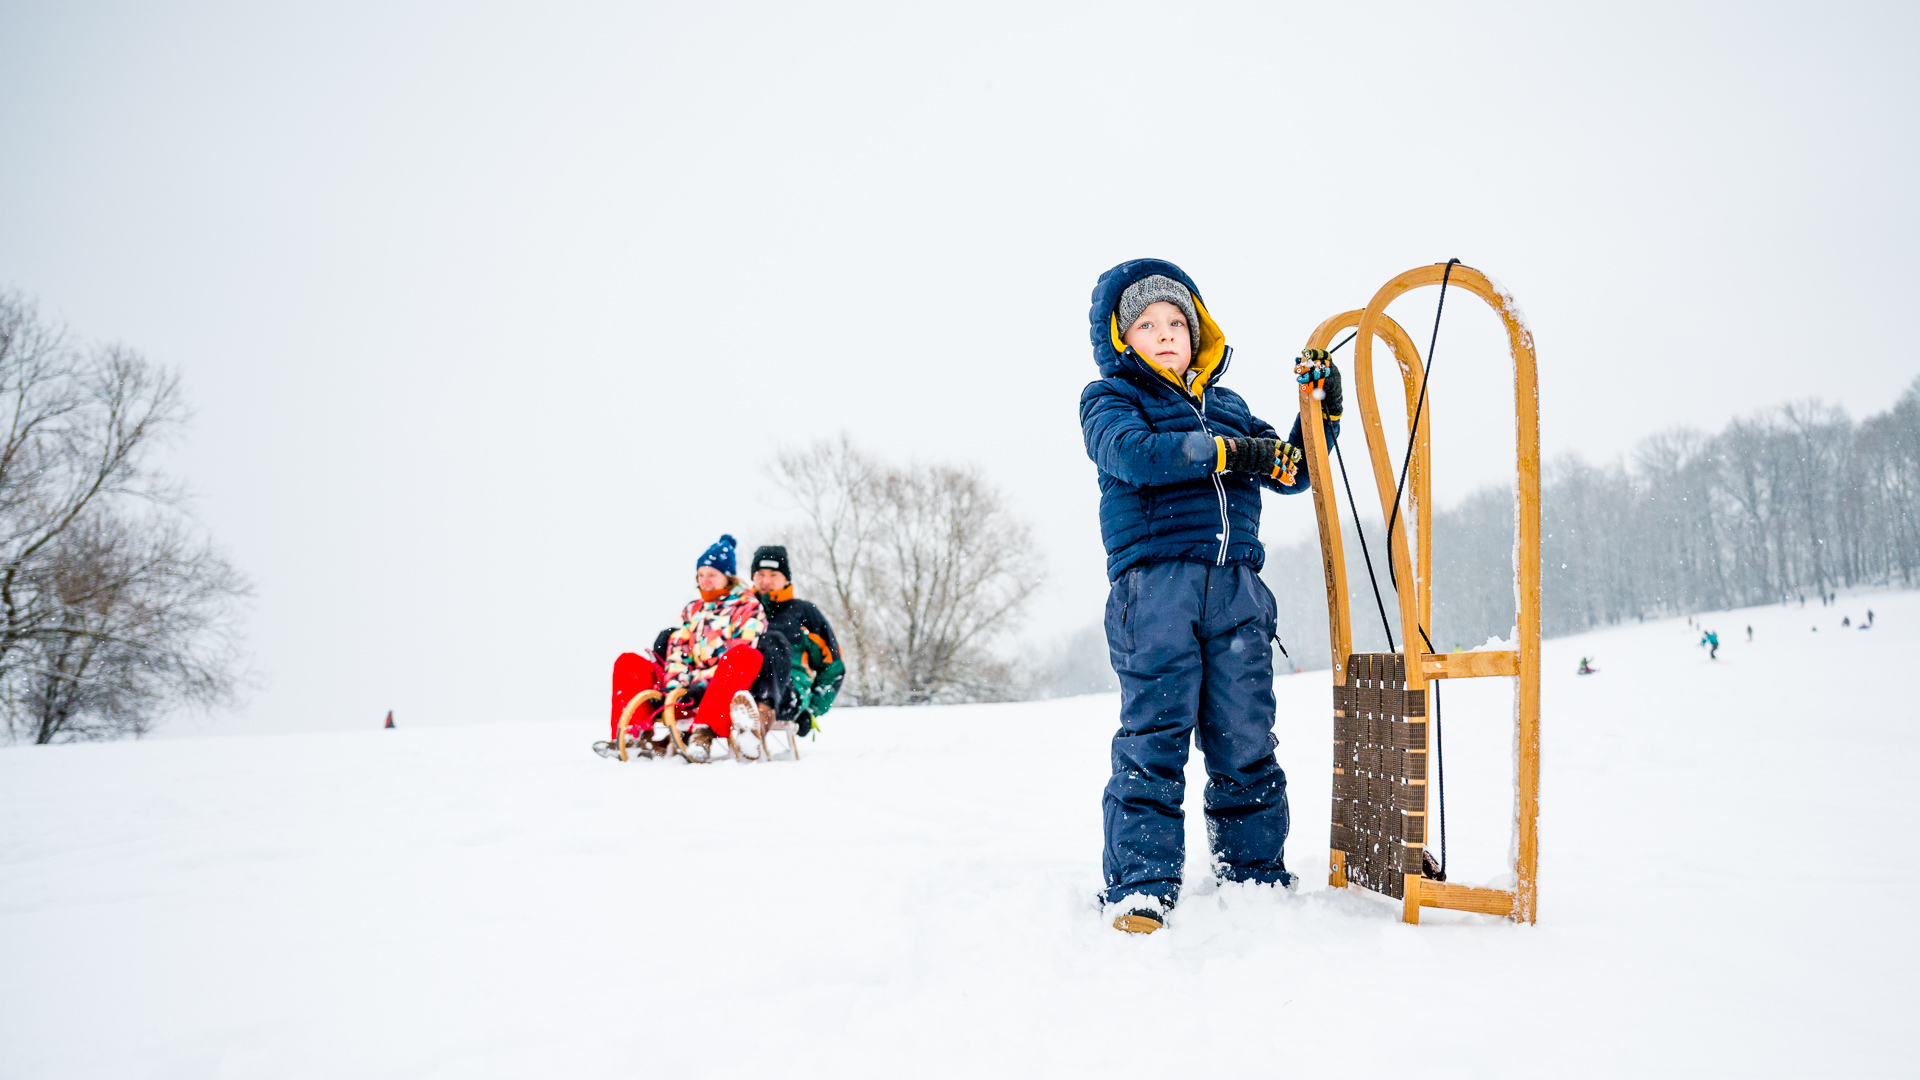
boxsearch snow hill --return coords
[4,591,1915,1078]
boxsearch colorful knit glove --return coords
[1295,349,1344,420]
[1221,437,1304,485]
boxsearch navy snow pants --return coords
[1102,560,1292,907]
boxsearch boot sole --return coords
[1113,914,1164,934]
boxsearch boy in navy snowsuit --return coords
[1080,258,1341,933]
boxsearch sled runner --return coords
[1297,262,1542,925]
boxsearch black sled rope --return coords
[1322,259,1460,878]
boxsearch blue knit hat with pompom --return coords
[697,534,737,575]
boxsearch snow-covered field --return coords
[3,591,1915,1078]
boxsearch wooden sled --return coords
[612,687,788,764]
[1297,262,1541,925]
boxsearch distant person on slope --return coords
[1701,629,1720,660]
[599,534,769,761]
[748,545,845,738]
[1079,259,1339,935]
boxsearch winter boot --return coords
[1109,894,1168,934]
[754,701,778,748]
[637,721,672,758]
[729,692,762,760]
[684,726,714,763]
[1113,908,1165,934]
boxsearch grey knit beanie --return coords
[1114,275,1202,359]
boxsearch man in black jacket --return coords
[748,545,846,736]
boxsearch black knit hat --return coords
[750,544,791,581]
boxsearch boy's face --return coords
[1123,301,1193,376]
[752,569,789,594]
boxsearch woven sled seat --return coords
[1329,652,1429,901]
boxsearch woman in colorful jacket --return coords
[1080,258,1341,934]
[601,534,768,761]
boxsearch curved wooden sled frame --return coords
[614,686,796,764]
[1296,262,1540,925]
[615,690,660,762]
[615,687,714,763]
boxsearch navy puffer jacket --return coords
[1079,258,1336,581]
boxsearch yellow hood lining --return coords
[1108,295,1228,400]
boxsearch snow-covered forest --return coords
[1261,377,1920,668]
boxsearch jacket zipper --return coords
[1169,349,1232,566]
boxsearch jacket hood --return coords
[1087,258,1231,398]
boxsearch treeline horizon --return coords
[761,377,1919,699]
[1238,375,1920,679]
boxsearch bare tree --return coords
[770,436,883,695]
[0,292,248,743]
[770,437,1042,705]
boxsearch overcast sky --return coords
[2,1,1915,736]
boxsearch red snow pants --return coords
[608,652,664,742]
[608,646,764,741]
